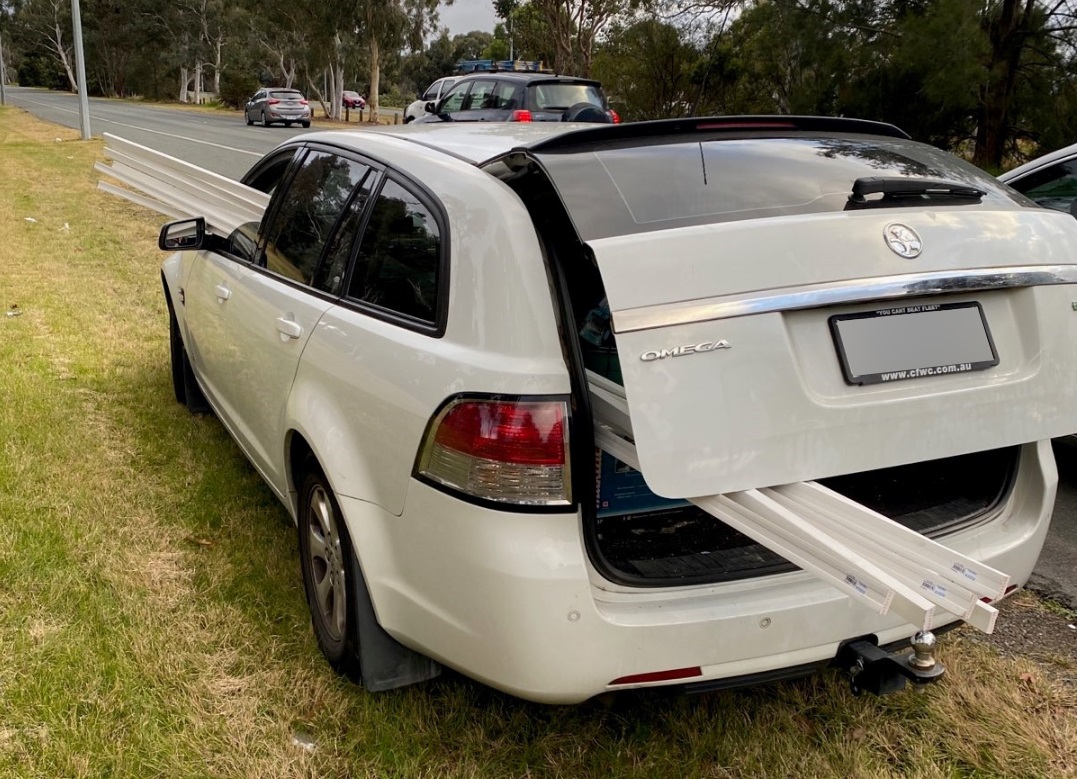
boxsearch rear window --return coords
[529,83,605,111]
[535,135,1027,241]
[271,91,303,100]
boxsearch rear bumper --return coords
[342,440,1055,704]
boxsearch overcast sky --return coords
[437,1,499,36]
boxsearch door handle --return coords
[215,284,231,302]
[276,317,303,340]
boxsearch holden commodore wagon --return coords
[156,118,1077,703]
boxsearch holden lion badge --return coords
[884,223,923,259]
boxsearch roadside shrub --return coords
[380,86,409,108]
[218,70,261,109]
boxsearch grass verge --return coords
[0,105,1075,779]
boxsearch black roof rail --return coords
[525,115,911,153]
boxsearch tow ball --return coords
[835,631,946,696]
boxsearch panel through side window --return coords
[260,150,371,285]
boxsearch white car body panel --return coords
[139,122,1076,703]
[184,252,333,492]
[348,440,1053,703]
[590,208,1077,497]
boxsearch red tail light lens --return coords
[608,109,621,124]
[417,398,570,506]
[510,109,533,122]
[300,99,309,105]
[266,98,281,105]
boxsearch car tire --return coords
[245,113,253,126]
[298,465,362,680]
[301,121,310,129]
[167,300,210,413]
[403,115,414,124]
[261,112,270,128]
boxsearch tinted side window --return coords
[495,82,520,110]
[1008,160,1077,213]
[262,150,370,285]
[439,84,468,113]
[422,80,443,101]
[463,80,497,110]
[348,178,441,322]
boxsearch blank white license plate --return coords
[829,302,999,386]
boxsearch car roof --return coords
[295,116,911,167]
[999,141,1077,183]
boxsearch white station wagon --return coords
[154,118,1077,703]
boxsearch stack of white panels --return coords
[588,370,1007,634]
[95,134,269,237]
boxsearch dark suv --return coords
[413,72,618,124]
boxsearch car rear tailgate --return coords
[591,207,1077,498]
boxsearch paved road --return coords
[1,86,401,179]
[6,86,1076,610]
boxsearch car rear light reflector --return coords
[980,584,1019,604]
[608,110,621,124]
[418,398,570,506]
[610,666,703,686]
[510,109,533,122]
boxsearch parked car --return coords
[159,118,1077,703]
[412,71,619,124]
[405,76,461,123]
[342,90,366,110]
[244,88,311,128]
[998,141,1077,215]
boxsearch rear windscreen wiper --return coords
[847,177,986,209]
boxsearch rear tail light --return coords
[300,99,309,105]
[510,109,533,122]
[266,98,281,105]
[417,397,571,506]
[608,109,621,124]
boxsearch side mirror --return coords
[159,217,206,251]
[425,101,437,114]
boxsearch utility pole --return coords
[71,0,91,139]
[0,31,7,107]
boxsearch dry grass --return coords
[1,104,1076,778]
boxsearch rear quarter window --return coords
[347,178,443,326]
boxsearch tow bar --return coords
[835,631,945,696]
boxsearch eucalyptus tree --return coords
[12,0,77,90]
[507,0,643,75]
[347,0,444,122]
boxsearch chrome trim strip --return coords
[613,265,1077,333]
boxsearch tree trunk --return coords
[335,65,345,121]
[51,20,77,92]
[973,0,1034,169]
[213,38,222,95]
[194,61,202,105]
[369,37,380,124]
[179,66,189,103]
